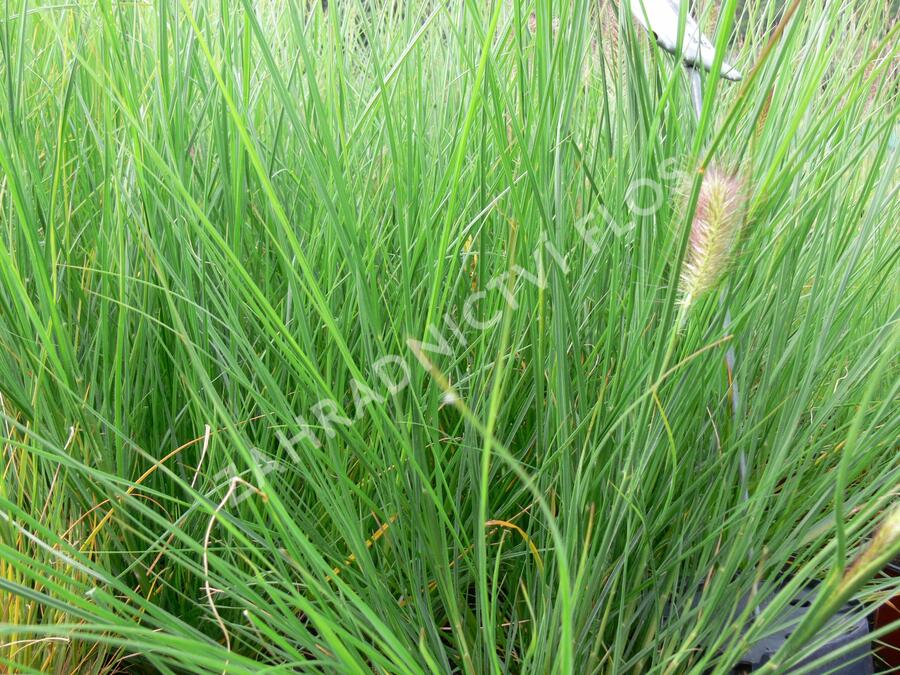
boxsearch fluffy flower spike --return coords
[679,166,748,307]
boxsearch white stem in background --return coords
[689,67,703,120]
[723,309,745,496]
[724,301,757,614]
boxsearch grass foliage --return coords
[1,0,898,672]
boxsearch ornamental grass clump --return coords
[679,166,748,307]
[1,1,898,673]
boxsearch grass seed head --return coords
[844,505,900,586]
[679,166,748,306]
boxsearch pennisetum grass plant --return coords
[0,0,898,673]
